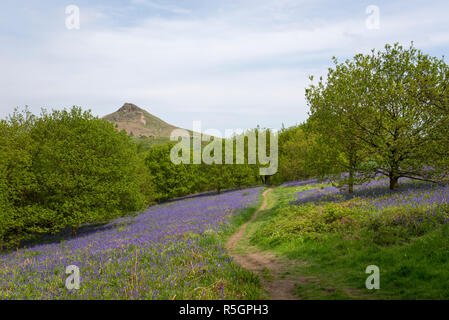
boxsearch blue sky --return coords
[1,0,449,134]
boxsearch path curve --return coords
[226,188,301,300]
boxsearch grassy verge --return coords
[249,185,449,299]
[0,190,266,300]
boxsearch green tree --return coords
[307,43,449,190]
[145,142,196,200]
[0,109,59,248]
[306,59,372,193]
[30,107,147,235]
[273,124,316,184]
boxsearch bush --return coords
[252,202,359,245]
[145,142,199,201]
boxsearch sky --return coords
[1,0,449,134]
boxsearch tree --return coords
[222,137,258,190]
[0,106,152,248]
[306,58,372,193]
[30,107,147,235]
[307,43,449,190]
[145,142,196,200]
[0,109,60,249]
[241,127,278,185]
[273,123,317,184]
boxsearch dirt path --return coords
[226,188,306,300]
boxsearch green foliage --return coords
[252,202,359,244]
[30,107,149,233]
[133,136,172,152]
[305,42,449,190]
[250,184,449,299]
[144,138,259,201]
[272,123,316,184]
[0,107,152,249]
[253,199,449,248]
[0,109,58,249]
[145,142,199,200]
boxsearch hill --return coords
[103,103,184,139]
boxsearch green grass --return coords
[261,267,274,280]
[248,185,449,299]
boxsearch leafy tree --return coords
[145,142,196,200]
[0,109,59,248]
[234,127,277,185]
[273,124,316,184]
[307,43,449,190]
[306,59,373,193]
[145,134,259,199]
[30,107,147,235]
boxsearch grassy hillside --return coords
[248,178,449,299]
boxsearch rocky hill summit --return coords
[103,103,181,138]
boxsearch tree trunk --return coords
[348,169,354,194]
[72,226,78,237]
[264,175,271,185]
[347,147,357,194]
[389,143,400,190]
[389,174,399,190]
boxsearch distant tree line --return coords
[144,128,275,201]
